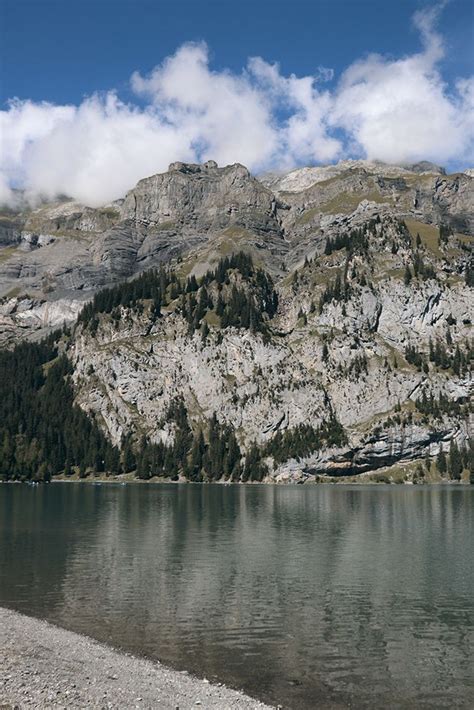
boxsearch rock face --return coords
[1,159,473,479]
[260,159,446,194]
[0,162,283,315]
[121,161,277,232]
[1,159,472,338]
[68,241,472,480]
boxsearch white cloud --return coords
[248,57,341,164]
[1,94,196,207]
[0,3,472,208]
[0,174,15,206]
[0,99,74,203]
[329,3,474,165]
[131,42,279,170]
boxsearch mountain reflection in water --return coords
[1,483,473,709]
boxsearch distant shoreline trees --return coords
[1,243,472,484]
[0,327,350,482]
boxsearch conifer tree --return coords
[466,263,474,287]
[449,440,462,480]
[122,436,136,473]
[187,431,204,481]
[201,320,209,342]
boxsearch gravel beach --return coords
[0,608,274,709]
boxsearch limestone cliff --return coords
[0,160,472,481]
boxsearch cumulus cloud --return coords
[248,56,341,164]
[330,2,474,165]
[0,94,195,207]
[131,42,279,170]
[0,3,473,207]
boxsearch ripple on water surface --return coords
[0,483,473,709]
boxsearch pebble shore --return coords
[0,607,274,709]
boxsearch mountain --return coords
[0,161,285,346]
[260,159,447,194]
[0,160,473,483]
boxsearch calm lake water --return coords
[0,483,473,709]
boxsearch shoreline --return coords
[1,472,471,486]
[2,454,472,487]
[1,477,471,486]
[0,607,274,709]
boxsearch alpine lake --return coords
[1,482,473,709]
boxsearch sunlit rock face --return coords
[0,160,472,477]
[0,161,282,312]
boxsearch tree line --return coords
[435,439,474,482]
[0,327,349,482]
[262,418,347,465]
[415,390,465,419]
[0,336,120,481]
[405,338,473,376]
[132,403,244,482]
[78,251,278,338]
[181,252,278,336]
[324,225,372,256]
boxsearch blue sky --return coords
[1,0,473,104]
[0,0,473,206]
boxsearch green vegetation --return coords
[182,252,278,336]
[263,418,347,465]
[404,218,442,256]
[324,222,376,256]
[135,410,348,483]
[318,190,386,215]
[319,272,351,312]
[0,246,18,263]
[0,335,256,482]
[135,406,243,482]
[404,338,473,376]
[343,353,368,379]
[0,336,120,481]
[97,207,120,220]
[439,222,453,246]
[1,219,471,485]
[465,261,474,287]
[0,251,279,482]
[78,251,278,338]
[318,219,416,310]
[448,440,462,480]
[415,390,466,419]
[78,267,169,329]
[404,265,412,285]
[434,439,474,482]
[0,320,350,482]
[412,251,436,280]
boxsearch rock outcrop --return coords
[0,159,472,480]
[0,162,284,313]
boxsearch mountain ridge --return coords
[0,158,472,345]
[0,158,472,484]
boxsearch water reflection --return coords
[0,484,473,709]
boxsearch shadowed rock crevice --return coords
[0,160,472,481]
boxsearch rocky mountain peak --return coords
[406,161,446,175]
[167,159,219,173]
[0,154,472,484]
[260,159,447,195]
[119,160,276,233]
[0,157,472,346]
